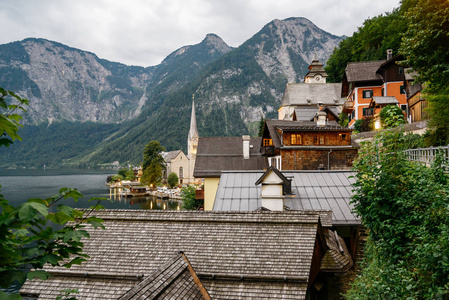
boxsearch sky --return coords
[1,0,400,67]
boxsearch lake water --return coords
[0,169,181,210]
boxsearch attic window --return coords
[339,133,349,141]
[263,139,273,146]
[363,89,373,99]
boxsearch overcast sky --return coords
[1,0,400,67]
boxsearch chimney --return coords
[387,49,393,60]
[242,135,250,159]
[316,111,327,127]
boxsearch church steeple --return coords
[188,95,199,140]
[304,51,328,83]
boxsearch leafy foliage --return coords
[0,88,29,147]
[338,112,349,127]
[346,130,449,299]
[379,105,405,128]
[167,172,179,188]
[181,186,202,210]
[353,117,373,133]
[140,140,165,187]
[325,9,406,82]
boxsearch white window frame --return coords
[268,156,282,171]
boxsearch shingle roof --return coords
[194,137,268,178]
[320,229,354,272]
[265,119,353,148]
[213,171,360,226]
[119,252,207,300]
[21,210,325,299]
[163,150,182,162]
[294,107,319,121]
[371,96,399,105]
[281,83,343,107]
[345,60,386,83]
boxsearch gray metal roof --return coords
[281,83,343,107]
[213,171,360,226]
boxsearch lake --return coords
[0,169,181,210]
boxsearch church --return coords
[163,97,199,185]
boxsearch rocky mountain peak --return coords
[202,33,232,54]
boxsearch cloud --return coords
[0,0,400,66]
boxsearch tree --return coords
[257,115,265,137]
[141,141,165,187]
[142,141,165,170]
[118,167,134,181]
[181,186,202,210]
[346,130,449,299]
[0,89,106,298]
[338,112,349,127]
[379,105,405,128]
[400,0,449,145]
[167,172,179,188]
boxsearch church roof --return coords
[189,99,199,139]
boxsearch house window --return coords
[401,104,407,112]
[268,156,282,170]
[291,134,302,145]
[363,89,373,99]
[400,85,406,94]
[319,136,325,145]
[363,107,373,117]
[263,138,273,146]
[340,133,350,141]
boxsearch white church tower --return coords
[187,95,199,183]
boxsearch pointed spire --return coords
[189,94,198,139]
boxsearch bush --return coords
[181,186,202,210]
[379,105,405,128]
[353,117,373,133]
[167,172,178,188]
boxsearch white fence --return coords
[403,145,449,165]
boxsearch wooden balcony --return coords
[261,146,276,156]
[342,101,354,113]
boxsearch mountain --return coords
[0,17,344,168]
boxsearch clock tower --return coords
[187,95,199,183]
[304,52,328,84]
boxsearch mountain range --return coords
[0,17,344,168]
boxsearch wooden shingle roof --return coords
[21,210,326,299]
[193,137,268,178]
[344,60,386,83]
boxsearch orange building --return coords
[341,50,408,127]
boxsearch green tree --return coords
[118,167,135,181]
[0,89,106,298]
[379,105,405,128]
[142,141,165,170]
[346,130,449,299]
[338,112,349,127]
[181,186,201,210]
[141,140,165,187]
[257,115,265,137]
[167,172,179,188]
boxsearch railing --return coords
[403,145,449,166]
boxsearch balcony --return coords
[261,146,276,156]
[342,101,354,113]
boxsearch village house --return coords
[193,136,268,210]
[261,116,357,171]
[341,49,408,127]
[404,68,426,122]
[20,209,353,299]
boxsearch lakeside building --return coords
[20,210,353,299]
